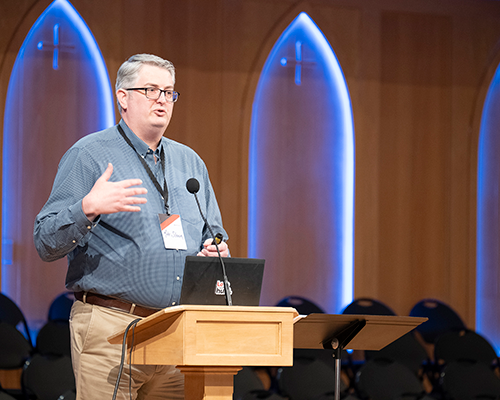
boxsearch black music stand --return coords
[293,314,428,400]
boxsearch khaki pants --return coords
[70,300,184,400]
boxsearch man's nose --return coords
[157,92,168,103]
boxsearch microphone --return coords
[186,178,232,306]
[186,178,200,194]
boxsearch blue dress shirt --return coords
[34,120,227,308]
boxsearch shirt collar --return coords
[118,119,163,158]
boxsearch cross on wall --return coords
[37,23,75,70]
[280,40,316,86]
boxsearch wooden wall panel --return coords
[1,0,500,328]
[348,5,384,305]
[449,14,500,327]
[378,11,453,315]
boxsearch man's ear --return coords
[116,89,128,111]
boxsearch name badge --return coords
[158,214,187,250]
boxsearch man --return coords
[34,54,229,399]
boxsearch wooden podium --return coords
[109,305,426,400]
[108,305,297,399]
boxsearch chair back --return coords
[342,298,396,316]
[48,292,74,322]
[240,393,287,400]
[440,360,500,400]
[0,293,33,343]
[0,391,17,400]
[278,355,346,400]
[36,320,71,357]
[365,332,428,376]
[276,296,325,315]
[0,321,32,369]
[22,354,75,400]
[355,359,425,400]
[0,293,32,344]
[233,367,264,400]
[409,299,465,344]
[434,329,498,366]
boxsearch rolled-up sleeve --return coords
[33,146,100,262]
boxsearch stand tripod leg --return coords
[334,356,341,400]
[332,339,341,400]
[322,319,366,400]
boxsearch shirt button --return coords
[176,276,180,281]
[172,302,176,306]
[87,226,91,230]
[72,240,76,243]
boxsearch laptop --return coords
[180,256,265,306]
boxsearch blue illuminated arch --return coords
[249,12,354,312]
[2,0,114,307]
[477,62,500,354]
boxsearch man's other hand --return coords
[197,238,229,257]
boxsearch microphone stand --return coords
[192,192,233,306]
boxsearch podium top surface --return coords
[293,313,427,351]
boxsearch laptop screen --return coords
[180,256,265,306]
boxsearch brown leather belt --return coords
[74,291,161,318]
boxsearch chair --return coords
[409,299,466,344]
[432,329,499,398]
[48,292,74,322]
[434,329,498,367]
[268,296,327,397]
[56,390,76,400]
[365,332,429,377]
[355,359,427,400]
[342,298,396,316]
[316,395,361,400]
[341,298,399,388]
[0,387,17,400]
[0,322,32,370]
[21,354,75,400]
[0,322,32,399]
[276,296,325,315]
[240,393,287,400]
[234,367,265,400]
[277,354,347,400]
[439,360,500,400]
[35,320,71,357]
[0,293,32,346]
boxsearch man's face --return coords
[118,64,175,136]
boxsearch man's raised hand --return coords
[82,163,147,221]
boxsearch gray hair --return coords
[115,54,176,113]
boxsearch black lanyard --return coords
[117,125,170,215]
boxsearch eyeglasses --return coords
[125,87,180,103]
